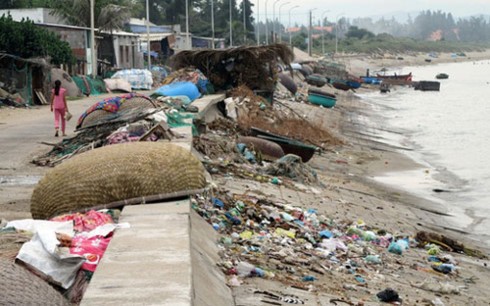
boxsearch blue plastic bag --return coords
[155,81,201,101]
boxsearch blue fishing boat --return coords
[308,89,337,108]
[360,77,381,84]
[346,80,361,89]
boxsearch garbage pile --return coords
[0,87,27,108]
[169,43,294,93]
[192,187,485,303]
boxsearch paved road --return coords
[0,93,113,220]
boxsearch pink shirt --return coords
[52,88,66,109]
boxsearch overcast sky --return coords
[254,0,490,25]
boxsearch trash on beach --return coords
[411,279,463,294]
[416,231,487,259]
[376,288,401,303]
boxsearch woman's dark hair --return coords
[54,80,61,96]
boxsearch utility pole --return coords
[243,0,246,44]
[288,5,299,45]
[265,0,269,44]
[185,0,190,49]
[321,10,330,56]
[211,0,215,48]
[229,0,233,47]
[277,2,289,43]
[272,0,280,43]
[256,0,260,45]
[146,0,151,69]
[335,13,344,56]
[90,0,96,77]
[308,9,312,56]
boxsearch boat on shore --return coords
[249,127,318,162]
[376,72,412,81]
[414,81,440,91]
[436,73,449,79]
[360,77,381,84]
[330,79,360,91]
[308,90,337,108]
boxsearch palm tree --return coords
[49,0,132,31]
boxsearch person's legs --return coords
[54,109,61,136]
[59,108,66,136]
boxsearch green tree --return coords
[291,32,307,50]
[0,14,73,64]
[345,26,374,39]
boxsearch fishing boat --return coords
[346,80,361,89]
[332,81,351,91]
[249,127,318,162]
[436,73,449,79]
[414,81,440,91]
[305,74,328,87]
[308,89,337,108]
[330,78,360,91]
[360,77,381,84]
[308,88,336,98]
[376,72,412,81]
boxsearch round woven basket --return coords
[118,96,156,111]
[31,142,207,219]
[79,108,113,128]
[237,136,285,161]
[0,232,31,261]
[80,96,157,128]
[0,259,69,305]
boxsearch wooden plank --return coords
[34,89,48,105]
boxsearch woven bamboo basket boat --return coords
[237,136,285,161]
[0,259,69,305]
[80,96,157,128]
[0,232,32,261]
[119,96,156,111]
[31,142,207,219]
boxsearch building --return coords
[0,8,143,74]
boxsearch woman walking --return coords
[50,80,69,137]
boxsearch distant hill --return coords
[366,11,421,23]
[367,11,490,24]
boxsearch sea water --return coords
[359,59,490,246]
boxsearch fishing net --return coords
[31,142,207,219]
[72,76,108,96]
[264,154,318,184]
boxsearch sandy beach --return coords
[1,49,490,305]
